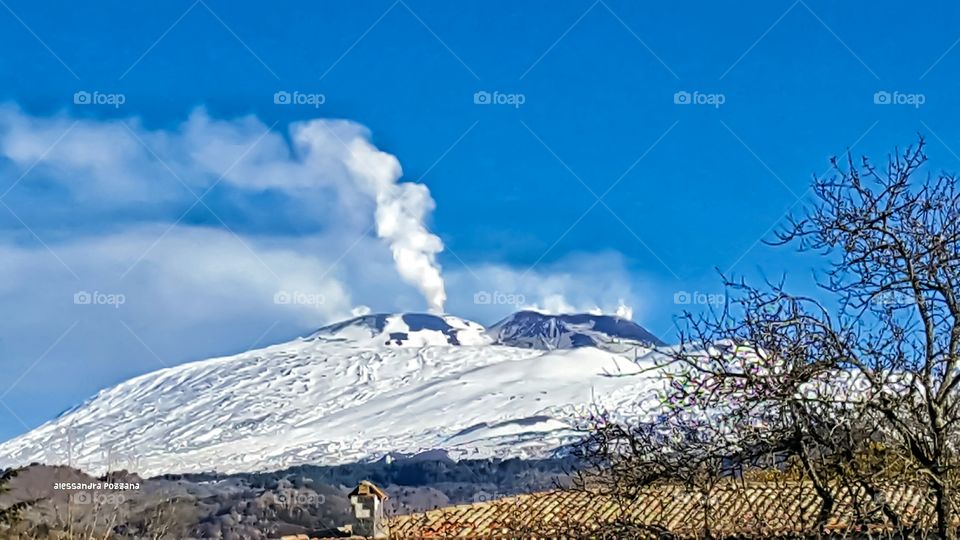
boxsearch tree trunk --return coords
[935,480,955,540]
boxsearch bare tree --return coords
[773,137,960,536]
[574,138,960,538]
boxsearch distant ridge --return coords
[488,311,665,350]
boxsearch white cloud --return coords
[443,251,651,322]
[0,226,356,330]
[0,106,446,312]
[0,106,651,330]
[0,107,655,437]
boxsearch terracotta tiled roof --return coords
[388,481,936,538]
[350,479,389,500]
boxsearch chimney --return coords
[349,480,389,539]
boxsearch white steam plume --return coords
[0,108,450,314]
[294,121,447,313]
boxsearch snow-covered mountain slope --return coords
[0,313,668,477]
[308,313,491,347]
[488,311,665,350]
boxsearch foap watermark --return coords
[473,290,526,306]
[70,491,127,506]
[273,90,326,108]
[74,290,126,308]
[274,290,326,308]
[473,90,526,108]
[673,290,725,306]
[73,90,126,108]
[472,490,500,503]
[873,90,925,108]
[276,491,326,509]
[673,90,725,108]
[872,290,914,307]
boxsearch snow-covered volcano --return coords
[489,311,665,350]
[0,312,668,476]
[309,313,491,347]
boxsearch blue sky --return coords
[1,0,959,441]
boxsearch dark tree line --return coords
[0,468,28,526]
